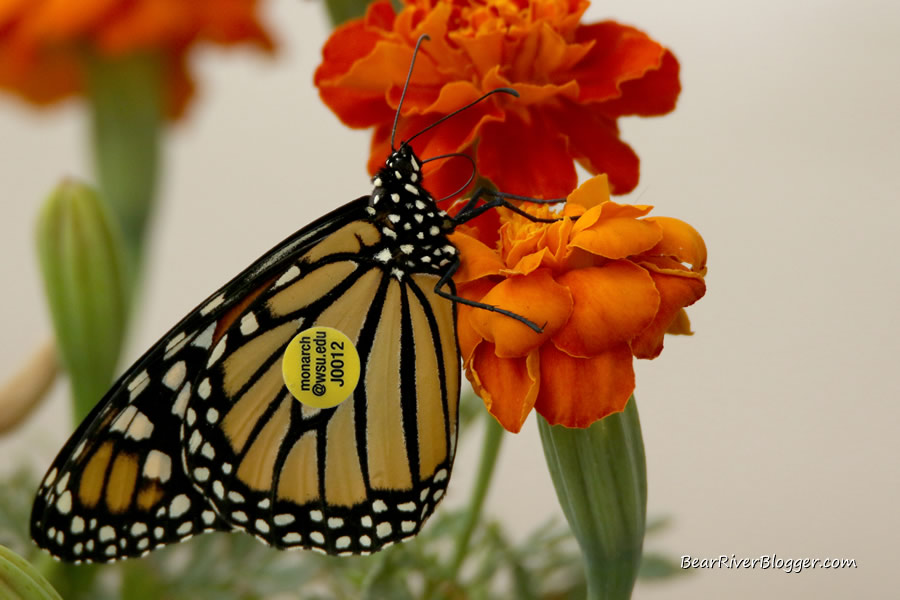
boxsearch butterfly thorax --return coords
[365,144,457,278]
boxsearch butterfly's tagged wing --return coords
[30,195,407,562]
[32,145,465,562]
[181,147,460,555]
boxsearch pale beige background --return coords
[1,0,898,598]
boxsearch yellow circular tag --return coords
[282,326,361,409]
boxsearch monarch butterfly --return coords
[31,36,554,564]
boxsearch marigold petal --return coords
[449,231,506,283]
[471,269,572,358]
[569,214,662,259]
[552,102,640,194]
[643,216,707,272]
[631,263,706,359]
[24,0,117,41]
[456,278,496,363]
[567,174,611,209]
[666,308,693,336]
[453,29,505,80]
[570,21,669,103]
[478,109,577,199]
[468,343,539,433]
[535,343,634,428]
[601,50,680,117]
[553,261,659,356]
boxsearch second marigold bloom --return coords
[0,0,273,117]
[451,176,706,432]
[315,0,680,200]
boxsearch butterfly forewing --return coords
[182,152,461,555]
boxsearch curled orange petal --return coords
[644,216,707,272]
[469,343,540,433]
[567,174,611,210]
[570,214,663,260]
[631,262,706,359]
[535,343,634,428]
[553,261,659,356]
[470,269,572,358]
[449,231,506,283]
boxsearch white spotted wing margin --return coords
[30,196,374,563]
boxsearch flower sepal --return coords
[0,545,62,600]
[36,179,128,422]
[538,395,646,600]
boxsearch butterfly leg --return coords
[433,259,544,333]
[453,187,565,225]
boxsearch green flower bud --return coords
[539,396,647,600]
[36,179,128,422]
[0,545,62,600]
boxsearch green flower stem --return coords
[36,181,129,422]
[538,396,647,600]
[85,51,163,276]
[323,0,371,27]
[448,412,504,580]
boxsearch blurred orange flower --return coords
[451,175,706,432]
[0,0,274,117]
[315,0,679,200]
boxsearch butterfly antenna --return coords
[391,34,431,151]
[406,87,519,146]
[421,153,477,202]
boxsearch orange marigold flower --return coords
[0,0,274,117]
[315,0,679,200]
[451,174,706,432]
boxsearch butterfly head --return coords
[370,143,429,207]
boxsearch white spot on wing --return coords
[170,494,191,518]
[172,383,191,418]
[192,323,216,350]
[99,526,115,542]
[163,361,186,390]
[200,294,225,316]
[110,405,138,433]
[240,313,259,336]
[275,265,301,287]
[143,450,172,483]
[274,514,295,526]
[207,335,227,367]
[71,516,84,533]
[164,331,189,359]
[125,411,154,441]
[376,522,392,538]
